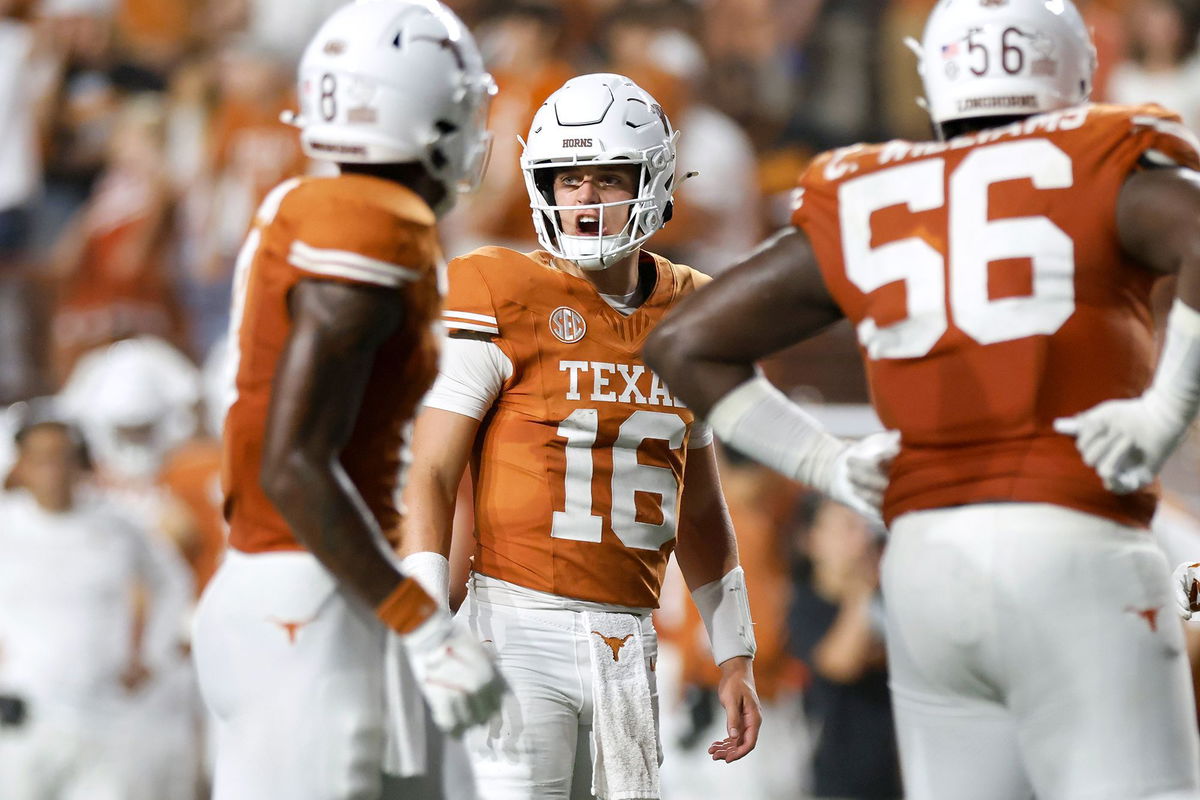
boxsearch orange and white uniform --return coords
[424,247,712,800]
[192,173,446,800]
[792,104,1200,800]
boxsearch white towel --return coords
[586,611,660,800]
[382,631,427,777]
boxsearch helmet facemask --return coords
[519,73,680,271]
[524,150,675,270]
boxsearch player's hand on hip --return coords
[1172,561,1200,620]
[708,656,762,763]
[404,612,506,737]
[828,430,900,523]
[1054,398,1185,494]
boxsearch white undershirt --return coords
[423,336,714,448]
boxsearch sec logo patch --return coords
[549,306,586,343]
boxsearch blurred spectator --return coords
[658,448,807,800]
[58,337,207,800]
[1107,0,1200,131]
[447,1,573,253]
[790,497,901,800]
[0,412,190,800]
[0,1,48,403]
[48,94,186,382]
[187,40,303,353]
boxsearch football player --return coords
[189,3,504,799]
[645,1,1200,798]
[405,72,885,800]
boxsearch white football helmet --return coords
[60,337,200,482]
[520,73,679,270]
[913,0,1096,130]
[290,0,496,211]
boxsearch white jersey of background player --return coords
[0,414,191,800]
[405,73,764,800]
[58,338,203,800]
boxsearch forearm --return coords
[265,453,405,608]
[812,593,883,683]
[400,462,459,560]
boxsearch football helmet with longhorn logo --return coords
[520,73,681,270]
[286,0,496,213]
[910,0,1096,134]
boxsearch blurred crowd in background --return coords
[2,0,1200,797]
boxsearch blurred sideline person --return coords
[790,497,900,800]
[0,413,191,800]
[405,73,763,800]
[59,336,211,800]
[646,0,1200,797]
[190,3,504,800]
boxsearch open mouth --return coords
[576,214,601,236]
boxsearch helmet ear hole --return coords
[662,199,673,224]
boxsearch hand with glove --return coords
[376,578,505,737]
[1172,561,1200,621]
[1055,299,1200,494]
[705,375,900,523]
[828,430,901,523]
[403,610,507,737]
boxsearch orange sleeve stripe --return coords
[375,579,437,634]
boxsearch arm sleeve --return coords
[688,420,714,449]
[422,336,513,420]
[286,194,436,290]
[1131,106,1200,170]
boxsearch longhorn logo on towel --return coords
[592,631,634,662]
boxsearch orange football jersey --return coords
[442,248,710,608]
[223,173,442,553]
[791,103,1200,528]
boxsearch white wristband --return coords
[1146,299,1200,426]
[399,551,450,612]
[691,566,756,666]
[706,375,844,493]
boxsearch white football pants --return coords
[459,575,660,800]
[0,707,132,800]
[884,503,1200,800]
[192,549,474,800]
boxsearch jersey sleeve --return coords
[284,192,435,290]
[787,152,834,232]
[441,255,500,338]
[1128,105,1200,170]
[421,336,513,420]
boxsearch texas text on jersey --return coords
[439,246,712,608]
[791,103,1200,527]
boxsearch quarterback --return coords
[405,74,869,800]
[647,1,1200,798]
[190,3,503,799]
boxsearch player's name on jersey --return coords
[559,359,687,408]
[823,105,1090,181]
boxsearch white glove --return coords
[403,611,505,737]
[1172,561,1200,620]
[828,430,901,523]
[1055,298,1200,495]
[1052,399,1185,494]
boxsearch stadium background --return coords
[0,0,1198,798]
